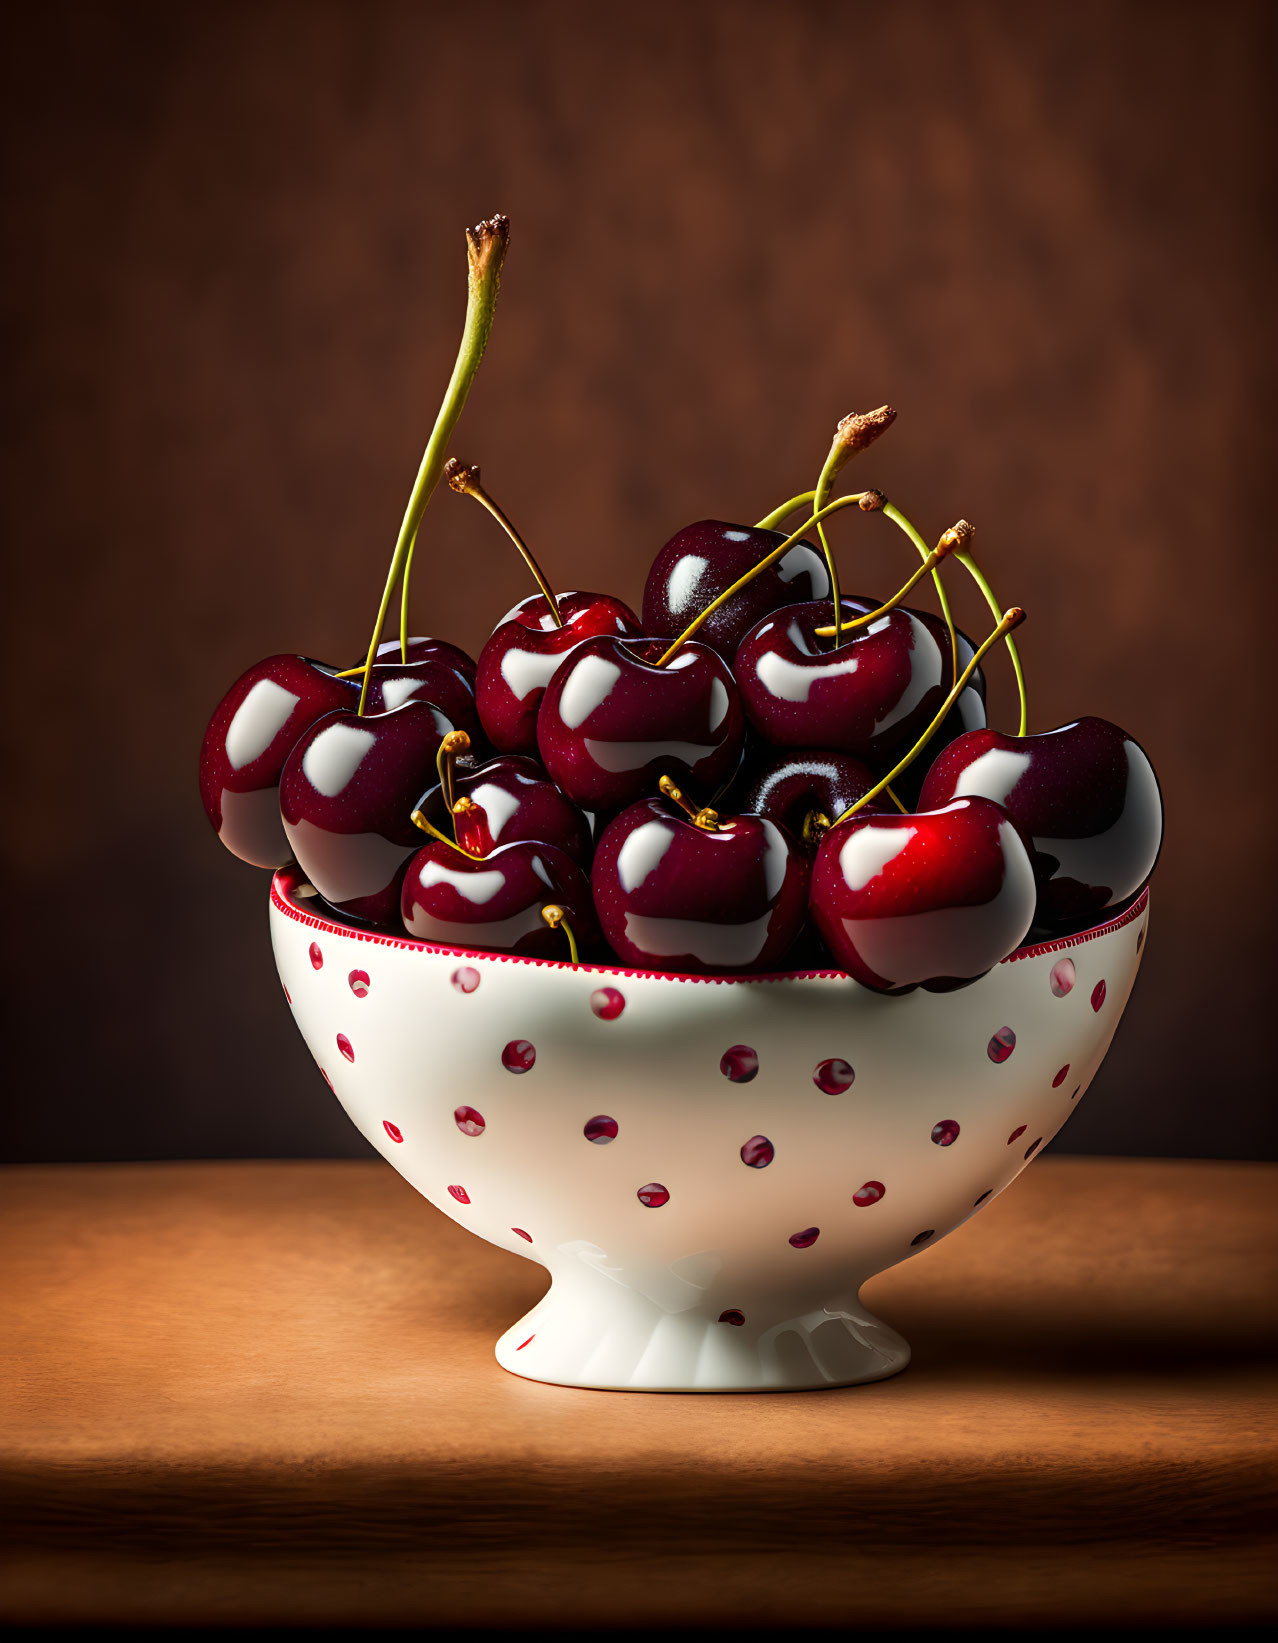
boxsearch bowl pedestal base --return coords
[493,1269,911,1393]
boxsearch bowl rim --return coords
[270,868,1148,988]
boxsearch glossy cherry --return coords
[475,590,641,754]
[417,752,593,866]
[279,699,456,926]
[641,519,829,660]
[918,718,1163,929]
[401,838,598,957]
[734,600,948,764]
[362,658,483,743]
[537,635,745,814]
[200,654,358,867]
[592,797,809,974]
[730,749,883,850]
[810,797,1037,993]
[368,635,477,682]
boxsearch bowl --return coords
[270,866,1149,1392]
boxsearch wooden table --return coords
[3,1157,1275,1629]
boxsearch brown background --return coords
[1,0,1273,1163]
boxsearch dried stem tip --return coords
[827,405,896,476]
[466,214,510,282]
[858,488,887,513]
[939,519,975,555]
[444,457,480,495]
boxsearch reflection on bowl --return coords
[270,867,1148,1392]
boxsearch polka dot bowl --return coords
[271,867,1150,1393]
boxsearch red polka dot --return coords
[502,1039,535,1073]
[451,966,480,993]
[813,1058,855,1094]
[719,1309,746,1326]
[383,1121,403,1143]
[637,1182,669,1208]
[1024,1137,1043,1160]
[1052,1064,1070,1087]
[308,942,323,970]
[911,1229,935,1246]
[987,1026,1016,1063]
[320,1069,334,1090]
[740,1134,774,1168]
[283,986,291,1004]
[789,1227,820,1248]
[1049,957,1075,997]
[512,1228,533,1242]
[348,969,370,997]
[454,1105,485,1136]
[853,1180,886,1207]
[447,1184,470,1204]
[720,1044,758,1082]
[336,1033,354,1062]
[1008,1124,1027,1144]
[584,1115,618,1144]
[590,986,626,1020]
[516,1334,534,1350]
[931,1119,960,1146]
[1091,979,1107,1012]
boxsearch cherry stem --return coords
[812,538,956,636]
[754,491,815,531]
[883,783,909,814]
[411,805,477,859]
[831,607,1026,825]
[444,459,563,626]
[354,215,509,714]
[658,774,720,831]
[878,502,960,684]
[435,729,470,814]
[541,904,580,966]
[656,493,872,666]
[951,542,1029,737]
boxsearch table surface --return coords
[3,1156,1276,1629]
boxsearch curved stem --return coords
[657,493,870,666]
[832,608,1025,824]
[541,905,579,966]
[954,550,1029,737]
[813,544,950,636]
[357,216,509,713]
[445,461,562,625]
[754,490,816,532]
[436,729,470,814]
[410,806,477,859]
[882,783,909,815]
[881,503,959,684]
[811,447,845,649]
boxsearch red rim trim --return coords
[271,870,1148,987]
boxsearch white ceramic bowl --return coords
[270,867,1149,1392]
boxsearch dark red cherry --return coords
[641,519,830,660]
[810,797,1036,993]
[363,658,483,744]
[729,749,883,850]
[279,699,455,925]
[592,798,808,974]
[417,753,593,865]
[368,635,477,685]
[401,839,598,957]
[918,718,1163,930]
[200,654,358,868]
[475,590,640,754]
[537,636,745,814]
[889,614,988,807]
[734,600,948,763]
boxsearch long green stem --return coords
[355,215,509,714]
[657,493,872,666]
[881,503,959,683]
[812,449,845,648]
[954,550,1029,736]
[754,490,816,531]
[833,608,1025,824]
[812,543,951,636]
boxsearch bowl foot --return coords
[494,1278,910,1393]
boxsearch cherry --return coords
[537,635,745,814]
[476,589,641,753]
[888,614,988,806]
[592,785,809,973]
[401,838,598,958]
[918,718,1163,929]
[417,751,593,865]
[368,635,477,682]
[362,657,483,744]
[734,599,949,764]
[641,520,829,660]
[729,749,884,849]
[279,699,456,925]
[810,796,1037,993]
[200,654,359,868]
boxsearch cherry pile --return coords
[199,214,1163,994]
